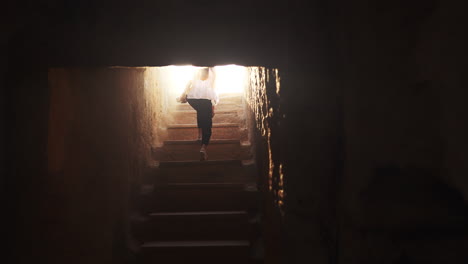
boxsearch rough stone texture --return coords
[244,67,285,263]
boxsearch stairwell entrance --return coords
[47,65,282,264]
[150,65,252,158]
[137,65,261,264]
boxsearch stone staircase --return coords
[134,93,262,264]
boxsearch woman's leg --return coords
[198,100,213,160]
[199,100,213,146]
[187,99,203,140]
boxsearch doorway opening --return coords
[47,64,284,263]
[144,64,252,149]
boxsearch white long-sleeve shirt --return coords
[186,68,219,105]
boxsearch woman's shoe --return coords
[200,147,207,161]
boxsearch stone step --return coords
[155,160,256,184]
[141,240,250,264]
[166,123,243,141]
[169,109,243,124]
[160,159,242,168]
[144,183,259,212]
[173,94,243,109]
[164,139,240,145]
[153,140,252,161]
[134,211,250,242]
[218,94,243,104]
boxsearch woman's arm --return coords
[180,80,192,97]
[209,67,216,85]
[177,80,192,103]
[210,69,216,117]
[184,80,192,94]
[209,67,219,106]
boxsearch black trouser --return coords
[187,98,212,145]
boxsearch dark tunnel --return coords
[3,0,468,263]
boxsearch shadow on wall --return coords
[47,67,162,264]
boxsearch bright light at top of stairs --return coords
[213,65,247,94]
[166,64,247,95]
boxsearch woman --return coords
[177,67,219,161]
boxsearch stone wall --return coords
[244,67,285,263]
[146,66,183,145]
[335,0,468,263]
[46,67,161,264]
